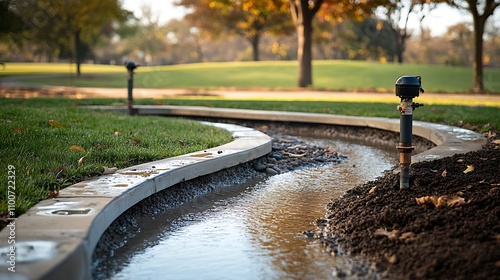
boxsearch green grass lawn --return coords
[132,98,500,131]
[2,61,500,93]
[0,98,233,215]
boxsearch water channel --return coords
[103,137,396,279]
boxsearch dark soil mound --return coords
[323,135,500,279]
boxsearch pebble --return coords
[271,153,282,160]
[266,168,278,175]
[254,163,267,172]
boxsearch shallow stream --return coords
[105,137,396,279]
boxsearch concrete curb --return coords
[0,106,486,280]
[91,105,486,163]
[0,122,271,280]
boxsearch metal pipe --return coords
[395,76,424,189]
[397,100,414,188]
[124,61,139,115]
[127,69,134,114]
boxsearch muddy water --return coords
[108,138,396,279]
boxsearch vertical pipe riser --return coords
[395,76,424,190]
[127,71,133,113]
[124,61,139,115]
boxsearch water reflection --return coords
[109,138,395,280]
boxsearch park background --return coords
[1,0,499,93]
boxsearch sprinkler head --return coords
[125,61,139,71]
[395,76,424,99]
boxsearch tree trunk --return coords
[291,0,320,88]
[74,29,82,77]
[297,16,313,87]
[251,35,260,61]
[472,15,485,93]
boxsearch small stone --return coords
[266,168,278,175]
[268,157,278,164]
[271,145,282,151]
[254,163,266,171]
[272,153,283,160]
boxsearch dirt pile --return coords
[323,134,500,279]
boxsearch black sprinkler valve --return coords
[396,76,424,189]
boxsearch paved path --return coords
[2,85,500,106]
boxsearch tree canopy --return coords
[9,0,130,76]
[178,0,294,61]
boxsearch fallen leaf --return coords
[438,195,466,207]
[493,139,500,145]
[400,232,416,241]
[13,126,26,132]
[48,190,59,198]
[369,186,377,194]
[463,165,474,173]
[441,170,447,177]
[102,166,118,175]
[374,228,398,239]
[70,145,86,153]
[114,131,120,136]
[48,187,60,198]
[416,195,466,207]
[416,196,437,206]
[385,253,398,264]
[48,119,64,128]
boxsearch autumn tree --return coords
[11,0,129,76]
[291,0,388,87]
[448,0,500,92]
[178,0,293,61]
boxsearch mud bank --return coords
[322,135,500,280]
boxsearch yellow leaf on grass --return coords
[48,119,64,128]
[13,126,26,132]
[463,165,474,173]
[70,145,86,153]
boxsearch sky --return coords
[122,0,473,37]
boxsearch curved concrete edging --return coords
[0,122,271,280]
[0,105,486,280]
[92,105,486,163]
